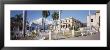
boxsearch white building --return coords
[87,10,100,31]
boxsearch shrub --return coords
[69,25,79,31]
[69,26,73,30]
[74,25,79,31]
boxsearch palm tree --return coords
[11,17,16,31]
[15,14,23,32]
[23,10,27,37]
[42,10,50,32]
[11,16,17,40]
[52,11,59,30]
[10,14,23,40]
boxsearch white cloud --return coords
[32,18,53,25]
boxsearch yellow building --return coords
[60,17,85,29]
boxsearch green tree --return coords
[11,14,23,40]
[52,11,59,30]
[74,24,79,31]
[42,10,50,32]
[15,14,23,32]
[69,26,73,30]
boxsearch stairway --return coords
[91,26,99,32]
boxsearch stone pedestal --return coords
[49,30,51,40]
[63,31,65,35]
[72,30,75,37]
[72,26,75,37]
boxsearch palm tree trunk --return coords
[53,20,55,30]
[17,24,19,39]
[43,18,45,32]
[42,17,43,31]
[59,10,61,32]
[55,20,56,30]
[44,18,45,32]
[17,22,19,33]
[23,10,27,37]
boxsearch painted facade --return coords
[87,10,100,31]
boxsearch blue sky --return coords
[26,10,58,23]
[11,10,96,23]
[61,10,96,23]
[11,10,23,17]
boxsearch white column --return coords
[72,26,75,37]
[22,10,25,35]
[59,10,61,32]
[89,10,91,30]
[49,30,51,40]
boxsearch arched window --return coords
[63,25,65,28]
[66,24,67,28]
[68,24,70,27]
[61,25,62,28]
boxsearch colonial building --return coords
[87,10,100,31]
[60,17,86,30]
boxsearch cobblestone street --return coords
[51,32,100,40]
[61,33,100,40]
